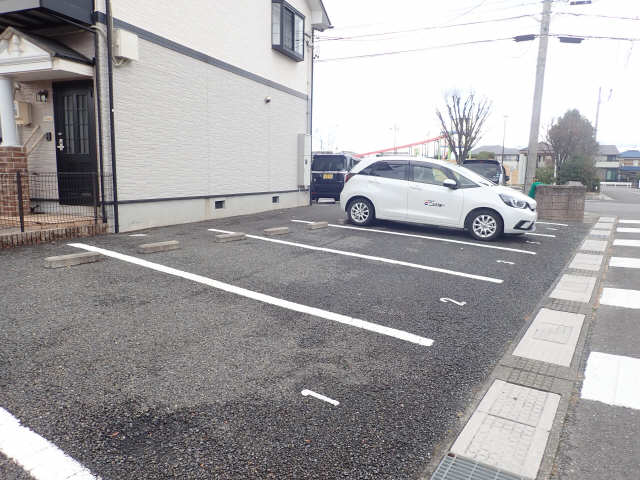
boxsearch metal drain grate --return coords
[431,454,524,480]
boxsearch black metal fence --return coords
[0,172,112,233]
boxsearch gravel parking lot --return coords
[0,203,589,479]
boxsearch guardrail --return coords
[600,182,632,188]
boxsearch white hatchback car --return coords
[340,156,537,241]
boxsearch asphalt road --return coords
[586,185,640,219]
[1,204,589,479]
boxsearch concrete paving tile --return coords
[512,309,585,367]
[588,229,610,237]
[598,216,616,222]
[549,274,597,303]
[451,380,560,479]
[592,222,613,230]
[569,253,603,271]
[580,239,607,252]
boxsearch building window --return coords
[272,0,305,61]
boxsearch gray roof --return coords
[519,142,553,153]
[470,145,520,155]
[598,144,619,155]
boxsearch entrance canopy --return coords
[0,26,92,81]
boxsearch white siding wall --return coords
[113,38,307,203]
[102,0,312,94]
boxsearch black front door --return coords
[53,81,97,205]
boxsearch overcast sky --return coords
[312,0,640,155]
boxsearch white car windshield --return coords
[448,164,496,187]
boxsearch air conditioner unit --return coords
[14,101,31,126]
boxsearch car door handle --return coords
[368,179,380,184]
[409,185,422,190]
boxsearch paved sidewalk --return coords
[551,212,640,480]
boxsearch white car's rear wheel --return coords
[348,198,374,226]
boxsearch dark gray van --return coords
[311,152,360,201]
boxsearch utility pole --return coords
[524,0,552,192]
[594,86,602,141]
[501,115,508,167]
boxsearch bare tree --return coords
[546,109,599,172]
[436,91,491,165]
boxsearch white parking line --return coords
[526,232,556,238]
[0,407,97,480]
[69,243,434,347]
[619,219,640,224]
[301,389,339,406]
[537,221,569,226]
[600,288,640,309]
[617,227,640,233]
[496,260,515,265]
[208,229,504,284]
[609,257,640,269]
[581,352,640,410]
[290,220,536,255]
[613,239,640,248]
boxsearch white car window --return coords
[367,161,408,180]
[449,164,494,186]
[412,164,449,185]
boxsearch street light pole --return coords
[524,0,552,192]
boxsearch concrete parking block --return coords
[513,308,585,367]
[336,218,348,225]
[592,222,613,230]
[450,380,560,479]
[137,240,180,253]
[44,252,102,269]
[569,253,604,271]
[214,232,246,243]
[263,227,289,236]
[588,229,610,238]
[306,221,329,230]
[580,239,607,252]
[550,274,597,303]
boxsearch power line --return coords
[555,12,640,21]
[317,15,535,42]
[317,33,640,63]
[316,37,516,62]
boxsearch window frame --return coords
[360,160,409,181]
[272,0,305,62]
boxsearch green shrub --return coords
[557,156,599,192]
[535,166,555,185]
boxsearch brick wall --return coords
[536,185,585,221]
[0,147,29,217]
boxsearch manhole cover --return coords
[432,454,524,480]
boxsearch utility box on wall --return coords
[114,28,139,61]
[297,133,311,188]
[14,101,31,125]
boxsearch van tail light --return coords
[344,173,355,183]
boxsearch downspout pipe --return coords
[105,0,119,233]
[93,29,106,223]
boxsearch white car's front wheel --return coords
[468,209,503,241]
[347,198,375,226]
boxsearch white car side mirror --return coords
[443,179,458,189]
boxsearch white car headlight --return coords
[499,193,529,209]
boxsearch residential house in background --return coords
[594,145,620,182]
[516,142,554,184]
[470,144,520,184]
[0,0,331,236]
[618,150,640,184]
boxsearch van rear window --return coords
[312,156,347,171]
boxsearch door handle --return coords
[56,138,64,152]
[368,179,380,184]
[409,185,422,190]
